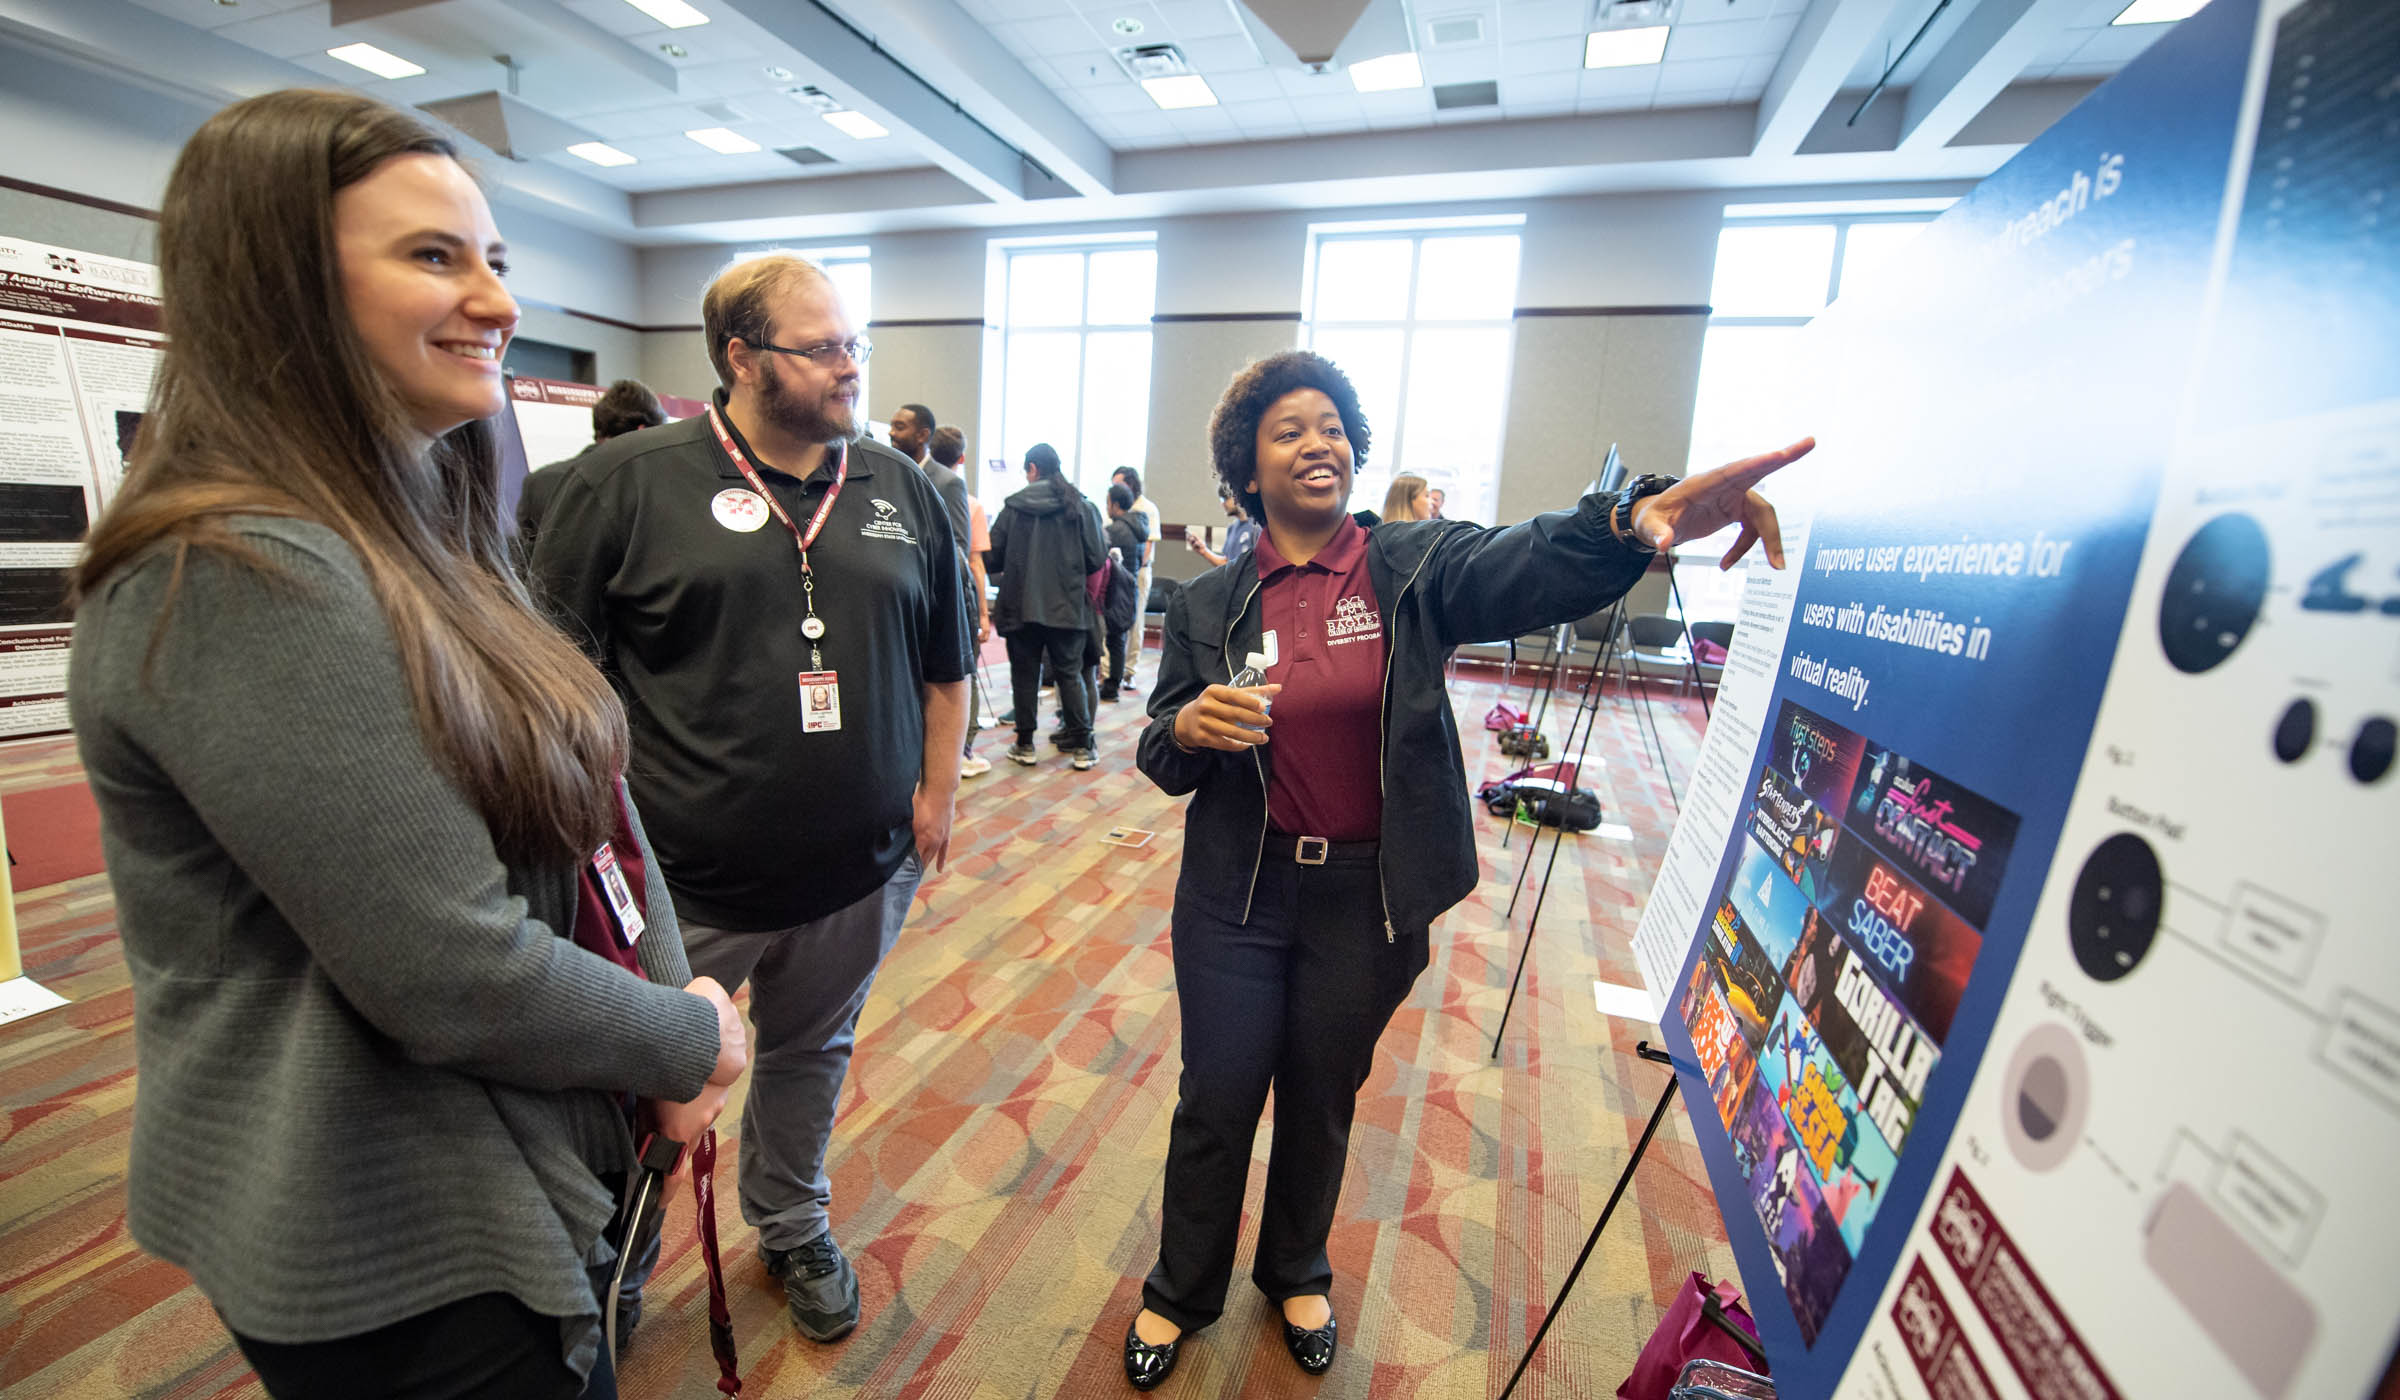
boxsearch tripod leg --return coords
[1496,1060,1682,1400]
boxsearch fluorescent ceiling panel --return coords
[1349,52,1423,92]
[686,126,761,153]
[822,110,890,140]
[2111,0,2205,22]
[566,141,637,166]
[1585,26,1669,68]
[326,43,426,80]
[1142,74,1220,109]
[623,0,710,27]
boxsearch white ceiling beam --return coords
[1755,0,1907,158]
[1896,0,2090,151]
[788,0,1115,198]
[630,166,991,238]
[717,0,1070,204]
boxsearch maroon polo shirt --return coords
[1255,517,1386,841]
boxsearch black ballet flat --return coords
[1124,1318,1181,1391]
[1282,1315,1337,1375]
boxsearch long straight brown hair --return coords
[72,89,626,868]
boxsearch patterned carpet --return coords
[0,644,1737,1399]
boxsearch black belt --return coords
[1264,829,1379,866]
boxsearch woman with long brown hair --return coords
[68,90,743,1398]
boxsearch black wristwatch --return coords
[1611,474,1678,552]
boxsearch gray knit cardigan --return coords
[68,516,720,1380]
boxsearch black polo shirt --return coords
[530,402,970,931]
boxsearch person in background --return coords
[1102,484,1149,701]
[989,443,1105,769]
[69,89,744,1400]
[894,405,987,777]
[1117,349,1808,1389]
[1380,473,1433,524]
[1427,486,1446,519]
[1111,466,1160,689]
[532,252,970,1349]
[1187,483,1260,568]
[516,378,666,558]
[930,425,993,777]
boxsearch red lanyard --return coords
[706,404,846,569]
[708,404,844,667]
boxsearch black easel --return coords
[1495,1041,1682,1400]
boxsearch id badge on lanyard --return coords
[591,841,647,946]
[707,405,850,734]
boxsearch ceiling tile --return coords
[1655,55,1748,92]
[1500,0,1589,41]
[1496,35,1586,75]
[1423,47,1500,84]
[1505,69,1580,104]
[1153,0,1249,38]
[1290,91,1370,122]
[1358,88,1435,119]
[1677,0,1786,21]
[1078,2,1174,45]
[1179,33,1269,69]
[1275,67,1353,98]
[1079,81,1168,113]
[1666,18,1781,60]
[1173,108,1242,140]
[1578,65,1661,107]
[983,0,1079,18]
[1206,68,1286,102]
[1224,97,1304,129]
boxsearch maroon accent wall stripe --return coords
[0,174,158,222]
[1513,305,1712,318]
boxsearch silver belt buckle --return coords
[1295,836,1330,866]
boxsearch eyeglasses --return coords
[753,336,873,366]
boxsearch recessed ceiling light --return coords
[659,42,688,58]
[326,42,426,80]
[1141,74,1218,109]
[1112,17,1144,34]
[622,0,710,28]
[1349,52,1423,92]
[763,65,793,81]
[566,141,637,167]
[1585,26,1668,68]
[2110,0,2205,22]
[685,126,760,153]
[822,110,890,140]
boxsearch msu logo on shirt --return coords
[1325,594,1382,646]
[860,498,917,544]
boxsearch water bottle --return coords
[1228,650,1272,730]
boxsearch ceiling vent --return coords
[777,145,838,166]
[1593,0,1682,28]
[1112,43,1193,80]
[1426,13,1484,46]
[784,85,843,113]
[1432,79,1499,109]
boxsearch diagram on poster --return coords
[0,237,160,740]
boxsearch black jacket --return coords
[987,475,1106,633]
[1137,489,1652,935]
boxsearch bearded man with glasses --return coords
[532,253,972,1352]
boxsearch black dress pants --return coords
[1006,624,1093,747]
[1141,839,1430,1331]
[231,1291,616,1400]
[1102,625,1131,697]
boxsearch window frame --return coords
[982,234,1160,507]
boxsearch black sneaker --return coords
[760,1234,860,1343]
[1007,742,1039,766]
[1071,748,1097,771]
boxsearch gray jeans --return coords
[683,855,921,1251]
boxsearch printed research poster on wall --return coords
[1647,0,2400,1395]
[0,237,160,740]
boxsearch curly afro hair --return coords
[1207,350,1371,524]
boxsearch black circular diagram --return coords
[2068,832,2163,982]
[2001,1023,2088,1173]
[2353,717,2396,785]
[2157,513,2271,674]
[2273,698,2316,763]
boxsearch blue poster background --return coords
[1659,0,2266,1390]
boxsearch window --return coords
[983,236,1157,505]
[1301,219,1523,525]
[1679,212,1938,621]
[734,245,871,405]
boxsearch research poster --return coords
[0,237,160,741]
[1646,0,2400,1395]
